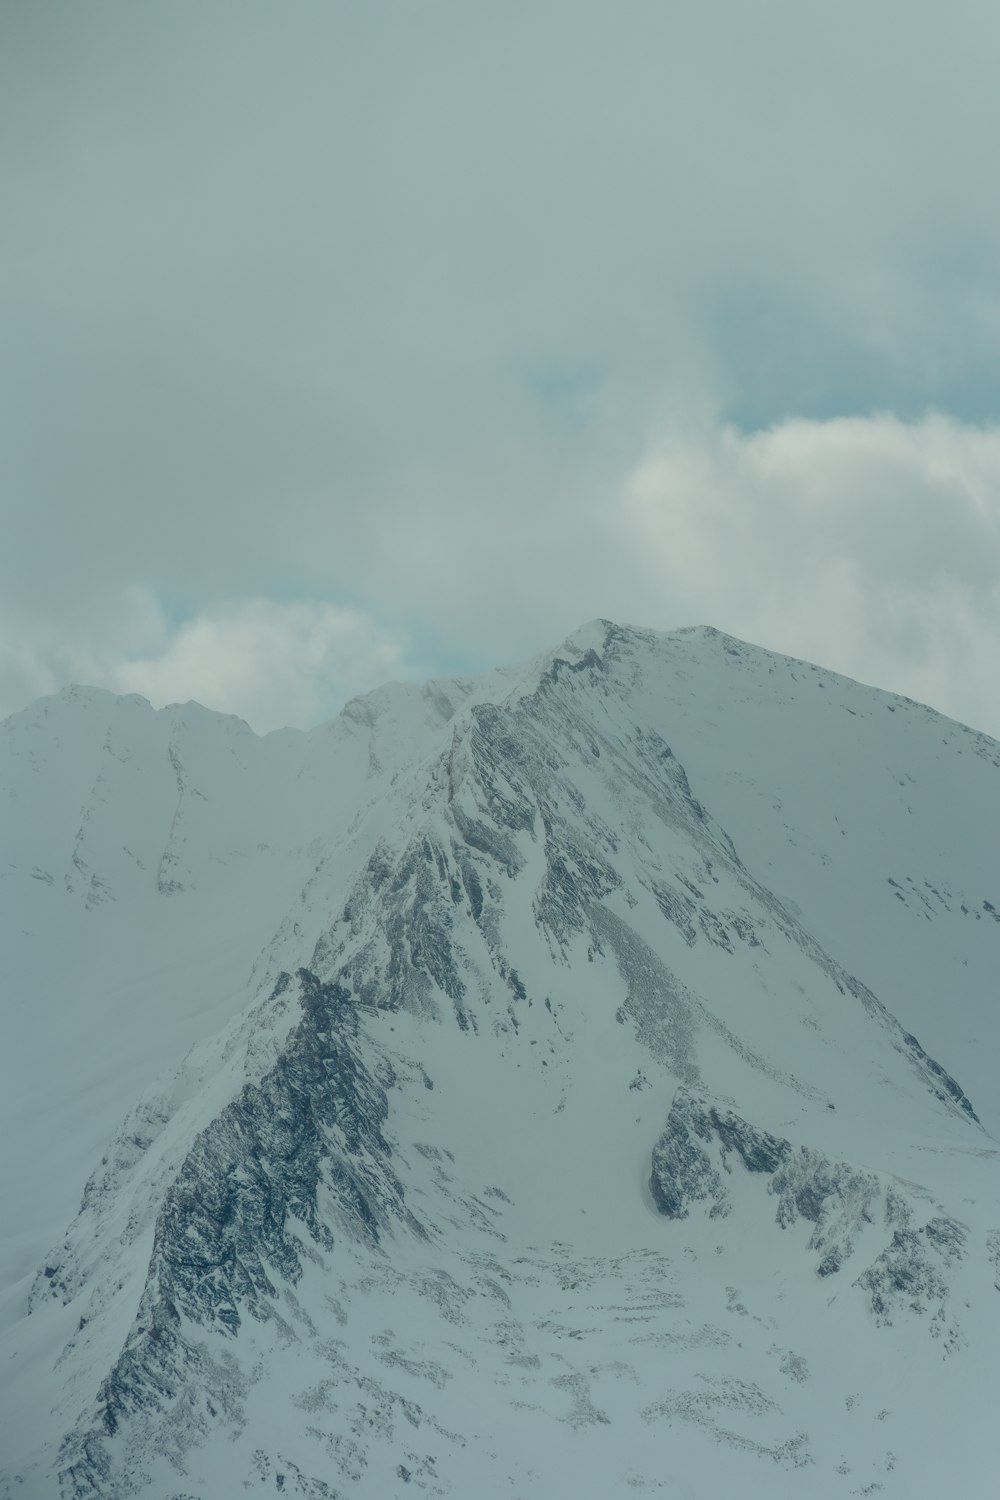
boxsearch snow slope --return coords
[1,622,998,1499]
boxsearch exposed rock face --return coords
[771,1149,882,1278]
[649,1093,791,1220]
[149,970,418,1314]
[57,970,421,1499]
[649,1091,972,1319]
[858,1216,968,1330]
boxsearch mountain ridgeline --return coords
[2,622,998,1499]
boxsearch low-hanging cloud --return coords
[620,412,1000,736]
[4,5,1000,738]
[110,599,413,734]
[4,411,999,740]
[0,593,413,735]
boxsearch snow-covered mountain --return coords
[2,621,998,1499]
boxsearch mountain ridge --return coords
[15,616,994,743]
[2,621,998,1498]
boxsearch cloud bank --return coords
[0,595,411,736]
[623,412,1000,736]
[3,4,1000,735]
[4,410,999,737]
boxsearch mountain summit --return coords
[2,622,999,1498]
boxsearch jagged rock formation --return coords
[649,1090,971,1309]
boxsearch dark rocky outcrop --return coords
[58,970,421,1499]
[650,1092,966,1307]
[649,1092,791,1220]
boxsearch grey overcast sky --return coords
[4,1,1000,734]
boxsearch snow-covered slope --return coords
[1,622,998,1499]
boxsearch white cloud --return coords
[4,415,1000,741]
[111,599,413,734]
[0,587,168,720]
[0,593,414,734]
[5,8,1000,739]
[620,413,1000,736]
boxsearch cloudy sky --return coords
[4,1,1000,735]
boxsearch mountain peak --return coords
[3,626,999,1499]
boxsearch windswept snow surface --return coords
[1,622,998,1499]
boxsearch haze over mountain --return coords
[2,622,998,1499]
